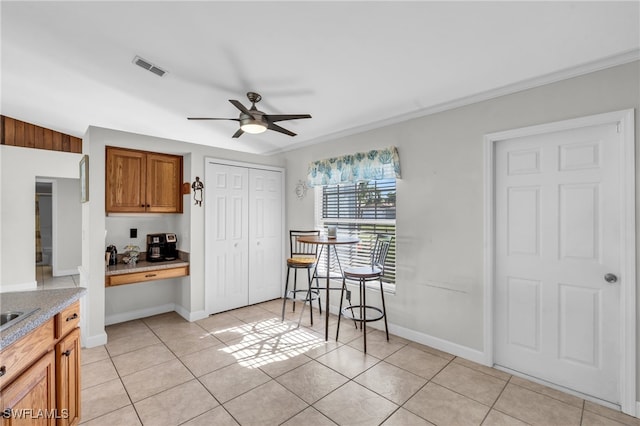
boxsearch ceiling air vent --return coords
[133,56,167,77]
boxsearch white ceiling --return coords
[2,1,639,155]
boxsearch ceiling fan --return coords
[188,92,311,138]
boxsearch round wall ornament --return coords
[295,180,308,199]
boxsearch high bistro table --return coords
[297,235,360,340]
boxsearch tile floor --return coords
[35,264,80,289]
[79,299,640,426]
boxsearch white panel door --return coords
[248,168,283,304]
[494,123,621,403]
[205,163,249,314]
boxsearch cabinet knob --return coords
[66,313,78,322]
[62,350,72,357]
[146,204,150,207]
[0,365,6,377]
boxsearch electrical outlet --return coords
[346,290,351,301]
[130,228,137,238]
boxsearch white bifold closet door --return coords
[205,162,283,314]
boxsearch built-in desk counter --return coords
[105,259,189,287]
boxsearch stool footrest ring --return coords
[340,305,384,323]
[286,289,320,303]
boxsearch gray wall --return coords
[281,61,640,392]
[55,178,82,275]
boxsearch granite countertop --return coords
[105,259,189,276]
[0,287,86,350]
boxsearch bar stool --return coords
[336,234,392,352]
[281,230,322,324]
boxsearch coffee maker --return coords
[146,233,178,262]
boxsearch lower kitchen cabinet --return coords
[1,351,56,426]
[55,328,80,426]
[0,300,81,425]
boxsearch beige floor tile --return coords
[316,344,380,378]
[105,320,149,341]
[452,357,512,381]
[162,331,221,356]
[223,380,308,426]
[105,328,161,357]
[581,410,632,426]
[407,341,457,361]
[258,352,312,378]
[276,360,349,404]
[314,380,398,425]
[81,358,119,389]
[110,342,176,377]
[328,320,370,344]
[150,321,209,340]
[199,361,272,403]
[481,409,528,426]
[227,304,274,322]
[301,337,343,359]
[141,311,186,329]
[80,404,141,426]
[432,362,508,406]
[80,378,131,422]
[81,345,110,365]
[134,379,218,426]
[196,312,240,332]
[281,406,337,426]
[354,361,427,405]
[385,345,450,379]
[509,375,584,408]
[382,408,434,426]
[583,401,640,426]
[494,383,582,425]
[347,328,407,359]
[181,406,240,426]
[179,343,236,377]
[405,382,490,425]
[121,358,194,402]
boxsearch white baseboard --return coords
[175,305,207,322]
[0,280,38,292]
[105,303,176,326]
[326,303,486,365]
[82,331,108,348]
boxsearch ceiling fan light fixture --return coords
[240,119,267,134]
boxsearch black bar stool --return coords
[281,230,322,324]
[336,234,392,352]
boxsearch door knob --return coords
[604,273,618,283]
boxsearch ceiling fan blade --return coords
[229,99,253,116]
[232,128,244,138]
[267,122,297,137]
[266,114,312,123]
[187,117,240,121]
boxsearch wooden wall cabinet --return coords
[106,146,183,214]
[0,301,81,426]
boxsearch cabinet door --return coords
[55,328,80,426]
[1,351,56,426]
[146,153,183,213]
[248,169,283,304]
[105,147,146,212]
[205,163,249,314]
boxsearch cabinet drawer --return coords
[56,301,80,340]
[106,265,189,287]
[0,318,54,390]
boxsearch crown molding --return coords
[265,48,640,156]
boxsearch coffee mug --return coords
[327,225,337,238]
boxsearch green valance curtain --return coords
[306,146,401,187]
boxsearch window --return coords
[315,178,396,285]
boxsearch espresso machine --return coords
[146,233,178,262]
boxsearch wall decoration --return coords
[79,155,89,202]
[295,180,308,199]
[192,176,204,206]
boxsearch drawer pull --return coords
[66,313,78,322]
[62,350,72,357]
[0,365,6,377]
[145,273,157,278]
